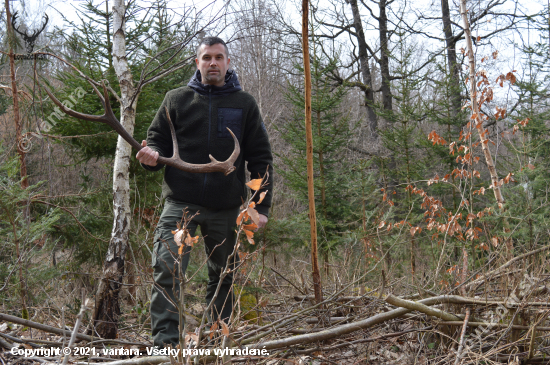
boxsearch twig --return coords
[271,267,305,295]
[464,244,550,290]
[454,308,471,365]
[62,292,91,365]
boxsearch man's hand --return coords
[256,214,268,231]
[136,140,159,166]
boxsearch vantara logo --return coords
[11,11,48,60]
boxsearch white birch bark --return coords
[110,0,137,258]
[93,0,139,338]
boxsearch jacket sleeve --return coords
[141,93,173,172]
[242,100,273,217]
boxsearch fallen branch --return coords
[293,295,369,303]
[78,356,169,365]
[244,295,452,350]
[0,335,12,350]
[385,294,462,321]
[0,312,94,342]
[293,326,434,355]
[390,294,550,308]
[0,312,150,346]
[435,321,550,331]
[0,331,40,347]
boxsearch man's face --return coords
[195,43,230,87]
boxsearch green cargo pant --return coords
[150,198,240,348]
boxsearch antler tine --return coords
[11,12,26,37]
[101,81,118,123]
[88,80,105,105]
[223,128,240,174]
[164,106,181,160]
[38,14,48,34]
[29,14,48,38]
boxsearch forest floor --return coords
[1,245,550,365]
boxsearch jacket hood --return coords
[187,69,242,96]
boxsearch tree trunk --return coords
[92,0,138,339]
[441,0,462,118]
[348,0,378,136]
[459,0,504,207]
[302,0,323,305]
[5,0,28,190]
[5,0,28,321]
[378,0,392,112]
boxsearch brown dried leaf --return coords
[185,234,199,247]
[246,178,263,191]
[247,206,260,225]
[257,191,268,204]
[221,321,230,337]
[244,229,255,245]
[236,211,246,225]
[185,332,198,345]
[209,322,218,339]
[243,223,258,231]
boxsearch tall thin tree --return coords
[302,0,323,305]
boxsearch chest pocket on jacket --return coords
[217,108,243,139]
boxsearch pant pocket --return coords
[152,229,161,268]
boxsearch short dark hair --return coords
[196,36,229,58]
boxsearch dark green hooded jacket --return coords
[142,69,273,216]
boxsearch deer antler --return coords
[31,14,49,39]
[11,12,26,38]
[38,78,240,175]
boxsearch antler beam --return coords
[39,79,240,175]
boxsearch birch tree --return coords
[90,0,138,339]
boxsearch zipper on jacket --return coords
[200,88,212,205]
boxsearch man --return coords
[137,37,273,348]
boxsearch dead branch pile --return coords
[2,259,550,365]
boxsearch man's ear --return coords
[195,58,199,67]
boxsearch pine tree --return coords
[376,40,429,276]
[276,52,355,270]
[496,35,550,255]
